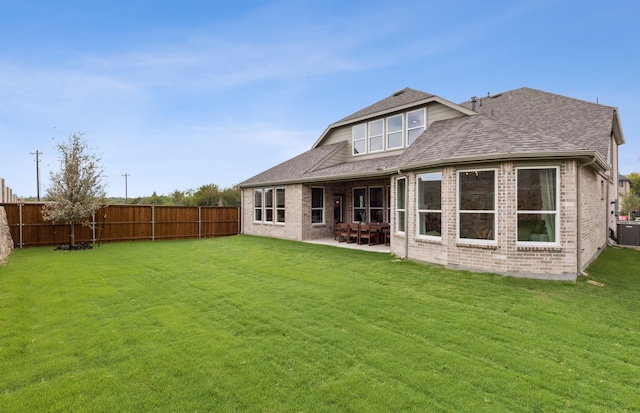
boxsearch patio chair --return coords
[357,224,379,245]
[347,223,359,243]
[337,223,349,242]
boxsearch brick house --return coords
[239,87,625,280]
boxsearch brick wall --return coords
[242,184,305,241]
[579,165,608,271]
[393,160,584,280]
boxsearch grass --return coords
[0,235,639,412]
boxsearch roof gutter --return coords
[399,150,607,173]
[237,170,397,189]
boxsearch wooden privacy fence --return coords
[1,203,241,248]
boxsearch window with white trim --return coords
[387,114,403,149]
[517,167,558,243]
[351,108,426,155]
[276,188,285,223]
[353,187,366,222]
[311,187,325,224]
[417,172,442,237]
[396,177,406,233]
[254,189,263,222]
[458,170,496,241]
[370,186,384,223]
[264,188,274,222]
[407,109,425,146]
[352,124,366,155]
[368,119,383,152]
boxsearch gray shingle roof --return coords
[240,87,620,187]
[459,87,617,160]
[397,114,587,168]
[337,87,434,123]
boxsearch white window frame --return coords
[407,108,425,146]
[396,177,406,233]
[416,172,442,239]
[369,186,384,223]
[386,114,404,150]
[457,168,497,243]
[264,188,274,223]
[311,187,325,224]
[516,166,559,245]
[275,187,285,224]
[353,187,366,223]
[352,124,367,155]
[368,119,384,153]
[253,189,263,222]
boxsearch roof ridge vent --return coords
[392,89,406,97]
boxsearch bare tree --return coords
[42,132,106,248]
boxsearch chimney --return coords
[471,96,477,111]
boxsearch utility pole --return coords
[30,150,42,201]
[122,173,130,204]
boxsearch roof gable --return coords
[337,87,434,123]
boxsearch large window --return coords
[458,170,496,241]
[370,187,384,222]
[517,167,558,243]
[368,119,383,152]
[353,187,366,222]
[407,109,425,146]
[311,187,324,224]
[386,115,404,149]
[254,187,285,223]
[396,177,406,233]
[254,189,263,222]
[264,188,274,223]
[417,172,442,237]
[351,108,425,155]
[352,124,366,155]
[276,188,285,223]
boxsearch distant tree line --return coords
[108,184,241,207]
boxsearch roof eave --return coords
[399,150,609,172]
[238,169,397,188]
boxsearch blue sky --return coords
[1,0,639,198]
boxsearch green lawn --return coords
[1,235,638,412]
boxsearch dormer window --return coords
[352,124,366,154]
[368,119,384,152]
[386,115,403,149]
[352,108,426,155]
[407,109,425,145]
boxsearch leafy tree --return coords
[625,172,640,196]
[170,190,188,206]
[42,132,106,247]
[219,185,241,207]
[192,184,220,206]
[620,191,640,220]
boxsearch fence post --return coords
[18,203,24,248]
[151,205,155,241]
[91,211,96,244]
[198,207,202,239]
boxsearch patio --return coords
[304,237,391,253]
